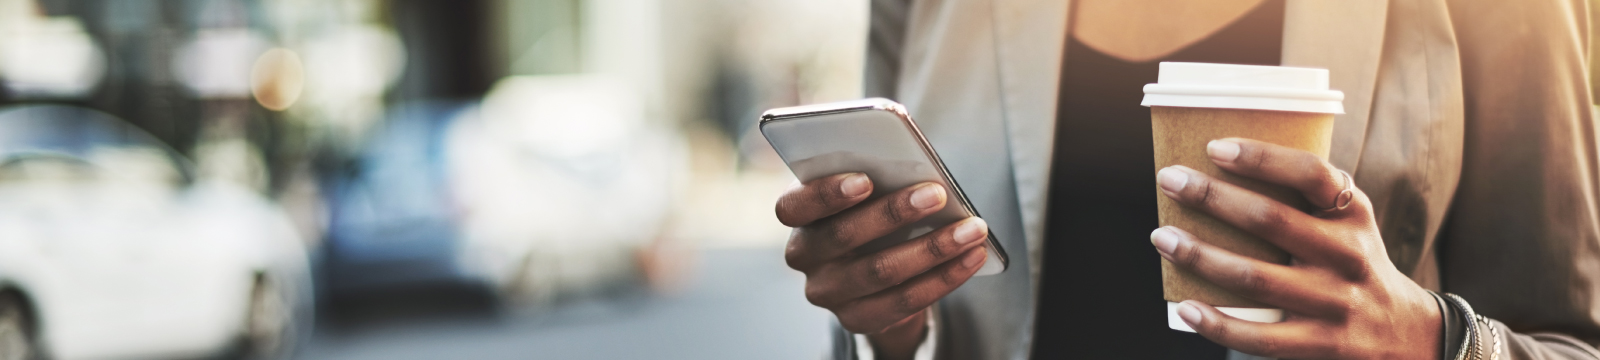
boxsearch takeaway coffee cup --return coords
[1142,62,1344,332]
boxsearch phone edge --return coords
[886,103,1012,274]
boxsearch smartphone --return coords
[760,98,1009,276]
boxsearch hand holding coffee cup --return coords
[1142,63,1444,358]
[1144,62,1341,329]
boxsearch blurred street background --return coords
[0,0,866,359]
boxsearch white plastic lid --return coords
[1166,301,1284,333]
[1142,62,1345,114]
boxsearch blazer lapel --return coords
[992,0,1070,279]
[988,0,1388,277]
[1282,0,1390,170]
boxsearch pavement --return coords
[301,247,832,360]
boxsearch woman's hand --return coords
[1152,138,1442,359]
[776,173,990,360]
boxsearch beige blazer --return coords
[847,0,1600,358]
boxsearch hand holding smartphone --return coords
[762,98,1009,276]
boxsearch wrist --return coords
[1431,290,1464,360]
[1416,288,1444,360]
[865,310,929,360]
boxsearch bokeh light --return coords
[251,48,305,111]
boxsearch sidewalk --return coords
[303,247,831,360]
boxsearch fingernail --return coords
[1207,140,1240,163]
[1177,301,1203,325]
[1150,227,1181,258]
[840,174,871,197]
[909,184,945,210]
[954,218,988,244]
[1157,167,1189,194]
[962,249,986,268]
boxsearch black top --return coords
[1031,1,1285,358]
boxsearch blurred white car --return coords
[0,105,313,360]
[446,75,689,306]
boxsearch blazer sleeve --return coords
[1440,0,1600,358]
[863,0,910,100]
[829,317,859,360]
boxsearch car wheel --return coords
[243,277,294,360]
[0,293,34,360]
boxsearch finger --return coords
[776,173,874,227]
[1151,227,1341,313]
[1156,165,1359,264]
[787,182,947,269]
[834,248,985,334]
[1177,300,1335,359]
[1205,138,1362,214]
[805,217,989,307]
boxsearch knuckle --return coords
[1235,265,1270,296]
[1327,246,1366,275]
[1335,285,1365,316]
[775,188,816,227]
[1251,335,1284,356]
[774,201,802,227]
[804,285,831,307]
[1342,262,1376,283]
[866,256,898,287]
[1175,240,1203,268]
[1201,316,1228,339]
[882,196,914,225]
[893,289,923,314]
[1249,145,1273,170]
[812,182,839,209]
[1195,180,1219,207]
[1318,339,1349,359]
[784,234,815,270]
[939,262,966,286]
[1319,162,1342,188]
[784,249,806,270]
[925,233,950,259]
[813,221,856,251]
[1346,190,1375,214]
[1251,205,1294,235]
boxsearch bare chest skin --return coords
[1071,0,1267,62]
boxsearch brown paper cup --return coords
[1152,107,1333,306]
[1142,62,1345,332]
